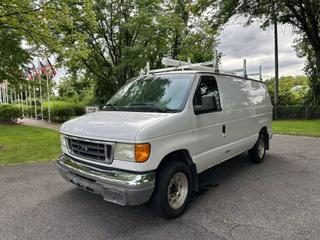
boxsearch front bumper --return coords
[57,154,155,206]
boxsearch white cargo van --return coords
[57,66,272,218]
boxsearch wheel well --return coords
[260,127,269,150]
[157,150,198,192]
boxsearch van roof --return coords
[149,70,264,83]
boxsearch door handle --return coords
[222,125,226,134]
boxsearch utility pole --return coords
[243,59,247,78]
[273,2,279,106]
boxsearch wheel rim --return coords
[167,172,188,210]
[258,138,265,159]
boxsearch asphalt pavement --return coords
[1,134,320,240]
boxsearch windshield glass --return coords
[105,74,194,113]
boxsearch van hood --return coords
[60,111,171,141]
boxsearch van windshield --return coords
[104,74,194,113]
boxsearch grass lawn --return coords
[0,124,60,166]
[273,120,320,137]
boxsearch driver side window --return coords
[193,76,221,114]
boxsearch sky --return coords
[217,20,306,80]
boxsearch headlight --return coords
[114,143,151,163]
[114,143,135,161]
[60,135,67,152]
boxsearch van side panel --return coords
[217,75,272,159]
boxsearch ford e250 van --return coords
[57,68,272,218]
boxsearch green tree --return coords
[57,74,95,104]
[0,0,56,85]
[265,75,309,105]
[43,0,165,103]
[0,0,58,50]
[296,37,320,105]
[0,30,30,83]
[1,0,218,103]
[43,0,217,103]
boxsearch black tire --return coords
[152,160,192,219]
[249,133,266,163]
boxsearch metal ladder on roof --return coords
[141,50,263,81]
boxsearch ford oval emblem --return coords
[81,145,88,151]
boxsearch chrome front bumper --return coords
[56,154,155,206]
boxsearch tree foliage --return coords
[42,0,217,103]
[0,30,30,83]
[196,0,320,106]
[296,37,320,106]
[57,74,95,104]
[0,0,57,85]
[265,75,310,105]
[2,0,217,103]
[0,0,57,49]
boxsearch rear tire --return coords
[152,160,191,219]
[249,134,266,163]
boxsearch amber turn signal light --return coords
[135,143,151,163]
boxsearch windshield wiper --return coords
[103,103,119,111]
[128,103,168,113]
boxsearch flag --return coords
[32,63,40,80]
[39,61,47,75]
[24,67,33,81]
[27,68,33,81]
[47,58,56,77]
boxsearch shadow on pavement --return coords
[194,152,252,198]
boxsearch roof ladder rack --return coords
[141,50,263,81]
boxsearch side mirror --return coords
[194,96,217,114]
[194,105,203,114]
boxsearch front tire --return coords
[152,160,191,219]
[249,134,266,163]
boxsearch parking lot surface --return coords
[1,134,320,240]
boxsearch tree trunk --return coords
[171,30,180,59]
[315,48,320,70]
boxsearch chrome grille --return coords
[66,136,114,164]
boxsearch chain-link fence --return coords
[273,106,320,120]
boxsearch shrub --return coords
[42,101,85,122]
[23,105,33,117]
[73,103,86,116]
[0,104,23,122]
[17,99,34,118]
